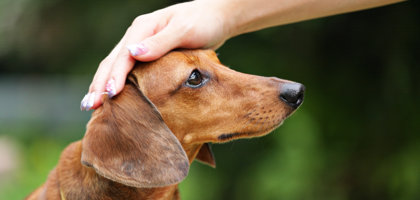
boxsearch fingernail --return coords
[85,93,95,111]
[80,93,95,111]
[106,78,116,98]
[126,43,148,56]
[80,94,88,111]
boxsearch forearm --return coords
[201,0,406,37]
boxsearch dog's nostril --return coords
[279,83,305,108]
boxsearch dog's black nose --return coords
[279,83,305,108]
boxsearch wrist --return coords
[197,0,275,39]
[195,0,239,40]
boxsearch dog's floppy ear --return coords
[81,81,189,188]
[195,143,216,168]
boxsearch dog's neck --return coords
[183,143,204,162]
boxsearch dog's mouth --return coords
[215,97,302,142]
[217,116,286,142]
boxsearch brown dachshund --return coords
[26,49,304,200]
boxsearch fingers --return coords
[127,25,182,62]
[106,49,136,97]
[103,18,158,96]
[81,37,126,111]
[81,1,227,111]
[81,15,162,111]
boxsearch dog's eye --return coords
[186,70,204,88]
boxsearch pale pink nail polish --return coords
[86,93,95,111]
[80,94,88,111]
[126,43,148,56]
[106,78,117,98]
[81,93,92,111]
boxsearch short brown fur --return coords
[27,49,302,200]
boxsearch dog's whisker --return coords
[240,114,254,132]
[238,106,262,133]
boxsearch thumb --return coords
[127,26,182,62]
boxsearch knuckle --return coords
[99,58,110,67]
[132,15,147,26]
[115,48,130,59]
[89,83,100,92]
[184,24,198,36]
[110,68,123,77]
[100,54,115,64]
[173,23,192,40]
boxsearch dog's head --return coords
[81,49,304,188]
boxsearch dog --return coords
[26,49,304,200]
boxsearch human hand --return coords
[81,0,405,111]
[81,0,231,111]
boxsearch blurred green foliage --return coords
[0,0,419,200]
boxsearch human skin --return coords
[80,0,405,111]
